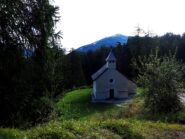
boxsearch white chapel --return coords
[91,51,136,101]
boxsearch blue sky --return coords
[54,0,185,50]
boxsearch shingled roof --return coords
[91,64,108,80]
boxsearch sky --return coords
[53,0,185,50]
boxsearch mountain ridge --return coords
[76,34,128,52]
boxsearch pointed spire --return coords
[106,50,116,61]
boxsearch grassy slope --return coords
[1,88,185,139]
[56,88,124,120]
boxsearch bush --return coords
[133,48,185,114]
[0,128,26,139]
[7,97,57,128]
[25,97,57,125]
[101,121,143,139]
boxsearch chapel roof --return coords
[91,64,108,80]
[106,51,116,61]
[91,51,117,80]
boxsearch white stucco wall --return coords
[93,69,136,100]
[93,81,96,97]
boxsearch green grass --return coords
[1,119,185,139]
[56,88,124,120]
[1,87,185,139]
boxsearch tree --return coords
[64,50,86,89]
[47,46,65,97]
[0,0,60,126]
[133,48,185,113]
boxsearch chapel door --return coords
[109,89,114,99]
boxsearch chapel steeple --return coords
[106,51,116,69]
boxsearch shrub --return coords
[101,121,143,139]
[0,128,26,139]
[133,48,185,114]
[21,97,57,127]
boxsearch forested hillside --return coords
[68,33,185,86]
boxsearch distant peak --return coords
[76,34,128,52]
[114,33,125,36]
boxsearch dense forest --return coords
[1,0,185,129]
[75,33,185,86]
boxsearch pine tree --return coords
[0,0,60,126]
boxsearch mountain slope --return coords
[76,34,128,52]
